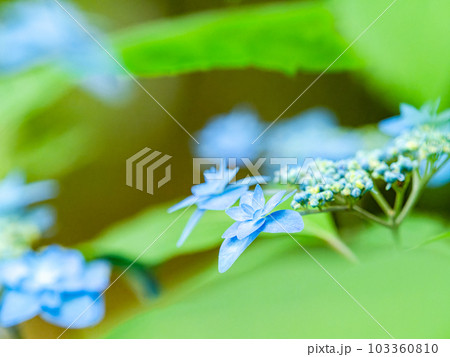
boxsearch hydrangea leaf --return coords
[329,0,450,106]
[103,214,450,339]
[114,2,360,77]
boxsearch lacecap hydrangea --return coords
[0,245,110,328]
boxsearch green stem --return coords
[393,176,410,217]
[395,170,423,225]
[350,206,392,228]
[299,206,358,262]
[299,206,349,216]
[324,235,359,263]
[370,183,394,217]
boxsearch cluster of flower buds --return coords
[390,127,450,162]
[357,151,417,190]
[275,159,374,209]
[0,217,40,260]
[356,126,449,189]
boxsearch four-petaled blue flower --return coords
[379,100,450,136]
[0,245,110,328]
[168,166,266,247]
[219,185,303,273]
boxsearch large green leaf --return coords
[79,200,344,266]
[104,214,450,339]
[329,0,450,107]
[114,2,360,77]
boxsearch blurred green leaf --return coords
[79,200,344,266]
[114,2,360,77]
[410,230,450,250]
[330,0,450,106]
[104,214,450,339]
[0,66,70,129]
[0,67,75,177]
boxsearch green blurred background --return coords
[2,0,449,338]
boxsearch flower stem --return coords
[324,235,359,263]
[299,206,349,216]
[350,206,392,228]
[370,184,394,217]
[395,170,423,225]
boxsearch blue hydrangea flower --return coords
[428,158,450,188]
[379,101,450,136]
[0,172,57,232]
[219,185,303,273]
[193,107,264,165]
[0,245,110,328]
[264,108,363,162]
[0,0,129,102]
[169,166,266,247]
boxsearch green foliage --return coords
[0,67,72,176]
[330,0,450,106]
[411,230,450,249]
[114,2,360,77]
[0,67,70,127]
[103,214,449,339]
[79,201,343,266]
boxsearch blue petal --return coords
[24,205,56,232]
[399,103,421,118]
[222,222,240,239]
[226,206,253,221]
[40,291,62,311]
[176,209,205,247]
[378,117,411,136]
[280,189,297,204]
[168,195,198,213]
[218,231,260,273]
[239,192,253,207]
[82,260,111,292]
[41,294,105,329]
[191,181,224,197]
[261,190,286,216]
[234,176,270,186]
[0,258,30,288]
[428,160,450,187]
[197,186,247,210]
[236,218,265,239]
[263,210,304,233]
[240,203,254,215]
[251,185,265,209]
[0,290,40,327]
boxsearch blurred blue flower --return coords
[219,185,302,273]
[0,172,57,232]
[264,108,363,162]
[424,157,450,188]
[194,107,264,165]
[0,245,110,328]
[0,0,129,102]
[379,100,450,136]
[168,166,266,247]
